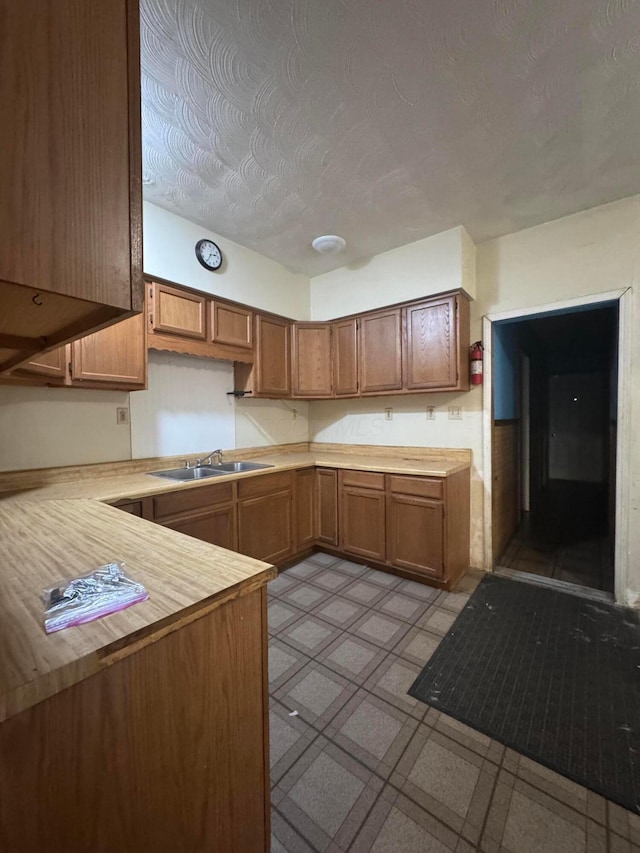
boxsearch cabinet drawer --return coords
[387,475,443,500]
[113,500,143,517]
[237,471,293,499]
[153,482,234,521]
[340,470,385,491]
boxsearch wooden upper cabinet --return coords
[358,308,403,394]
[404,294,469,391]
[332,318,358,397]
[254,314,291,397]
[292,323,332,398]
[149,283,207,340]
[211,302,252,349]
[13,347,69,382]
[0,0,143,372]
[71,313,146,388]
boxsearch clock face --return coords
[195,239,222,270]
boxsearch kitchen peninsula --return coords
[0,442,470,851]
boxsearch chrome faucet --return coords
[196,449,223,467]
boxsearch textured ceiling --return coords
[140,0,640,276]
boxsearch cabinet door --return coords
[71,313,146,387]
[332,318,358,397]
[150,282,207,339]
[238,490,293,564]
[316,469,338,546]
[255,315,291,397]
[295,468,316,550]
[386,493,444,577]
[340,486,386,562]
[164,504,237,552]
[404,295,459,390]
[13,346,68,381]
[211,302,252,349]
[359,308,402,393]
[0,0,142,372]
[292,323,332,397]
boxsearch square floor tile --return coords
[435,590,471,613]
[374,590,431,624]
[307,568,354,593]
[278,614,344,657]
[340,578,389,607]
[454,570,484,594]
[481,769,594,853]
[269,600,307,635]
[274,736,383,852]
[608,803,640,845]
[286,559,326,581]
[279,583,334,612]
[393,625,442,667]
[311,594,369,630]
[361,567,403,589]
[307,551,341,568]
[271,808,317,853]
[392,728,497,844]
[395,579,441,603]
[434,712,504,765]
[315,633,389,685]
[325,690,420,778]
[348,610,411,650]
[416,605,458,636]
[331,558,370,578]
[269,638,312,691]
[364,655,428,719]
[270,700,318,784]
[274,661,357,729]
[350,786,459,853]
[269,571,302,597]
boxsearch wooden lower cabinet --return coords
[0,588,270,852]
[386,492,444,577]
[237,472,293,563]
[316,468,338,545]
[295,468,316,551]
[164,504,236,551]
[339,476,386,562]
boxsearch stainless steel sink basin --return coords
[208,461,273,473]
[148,466,226,481]
[148,461,273,481]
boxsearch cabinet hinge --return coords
[149,314,153,326]
[149,287,153,298]
[68,361,73,378]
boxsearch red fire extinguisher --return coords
[470,341,484,385]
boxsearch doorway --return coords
[490,303,618,594]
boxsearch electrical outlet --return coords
[448,406,462,420]
[426,406,436,420]
[116,407,130,425]
[384,408,393,421]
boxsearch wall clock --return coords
[195,239,223,271]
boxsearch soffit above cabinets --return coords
[140,0,640,275]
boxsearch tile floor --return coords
[268,553,640,853]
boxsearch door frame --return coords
[482,288,631,604]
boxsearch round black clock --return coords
[195,239,223,271]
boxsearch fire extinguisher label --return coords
[471,361,482,374]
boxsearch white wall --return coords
[130,351,235,458]
[143,202,310,319]
[309,225,475,319]
[235,398,310,449]
[0,386,130,471]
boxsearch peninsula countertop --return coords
[0,499,274,723]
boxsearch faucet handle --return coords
[181,459,191,469]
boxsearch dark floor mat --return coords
[409,574,640,813]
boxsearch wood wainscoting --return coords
[492,419,520,563]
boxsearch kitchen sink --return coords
[148,461,273,481]
[148,466,226,481]
[208,461,273,473]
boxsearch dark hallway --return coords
[492,304,618,594]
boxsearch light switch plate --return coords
[116,407,130,425]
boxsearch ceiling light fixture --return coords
[311,234,346,255]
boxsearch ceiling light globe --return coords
[311,235,346,255]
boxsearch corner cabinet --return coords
[292,323,333,398]
[234,314,291,398]
[0,0,143,372]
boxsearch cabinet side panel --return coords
[0,591,268,852]
[445,469,471,586]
